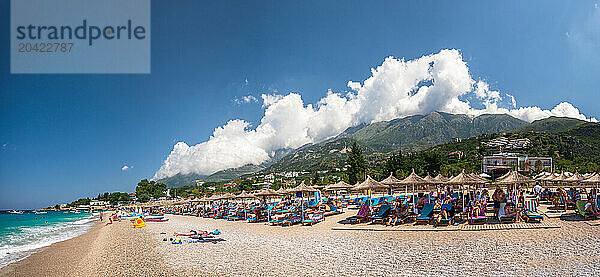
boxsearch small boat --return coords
[8,210,24,214]
[33,211,48,214]
[144,218,169,222]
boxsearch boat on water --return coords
[8,210,24,214]
[33,210,48,214]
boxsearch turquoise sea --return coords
[0,211,96,268]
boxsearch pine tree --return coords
[347,141,366,185]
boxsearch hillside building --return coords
[482,153,552,178]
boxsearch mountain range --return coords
[158,112,537,186]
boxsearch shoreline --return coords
[0,221,101,276]
[0,219,182,277]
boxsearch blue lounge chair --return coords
[370,204,391,224]
[415,203,434,225]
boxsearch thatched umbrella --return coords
[447,170,487,212]
[252,188,281,221]
[447,170,486,185]
[324,180,353,191]
[582,172,600,192]
[289,181,318,220]
[582,172,600,184]
[424,174,443,185]
[380,173,402,191]
[495,170,534,185]
[550,172,570,186]
[352,175,389,205]
[434,173,450,183]
[324,181,353,205]
[253,188,280,197]
[310,185,325,190]
[351,175,389,192]
[218,193,235,200]
[564,171,585,184]
[234,191,255,219]
[398,169,428,213]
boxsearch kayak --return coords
[145,218,169,222]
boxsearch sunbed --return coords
[436,203,453,226]
[522,200,543,223]
[370,204,391,224]
[576,200,599,220]
[469,205,486,225]
[324,205,341,217]
[301,211,324,226]
[281,213,302,226]
[498,203,516,223]
[415,203,434,225]
[346,203,370,224]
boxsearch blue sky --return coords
[1,0,599,209]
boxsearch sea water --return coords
[0,211,96,268]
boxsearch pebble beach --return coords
[0,208,595,277]
[3,210,596,276]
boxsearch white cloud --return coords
[121,165,132,171]
[153,49,597,180]
[233,95,259,105]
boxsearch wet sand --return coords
[0,219,182,277]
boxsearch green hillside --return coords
[265,112,527,173]
[267,137,383,172]
[513,116,590,133]
[345,112,527,152]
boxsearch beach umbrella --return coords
[351,175,389,206]
[380,173,402,193]
[582,172,600,192]
[447,170,486,185]
[289,181,318,221]
[234,191,254,219]
[235,191,255,199]
[434,173,450,183]
[324,181,353,201]
[310,185,325,190]
[219,193,235,200]
[582,172,600,184]
[495,170,534,185]
[564,171,585,184]
[324,180,353,191]
[252,188,280,221]
[352,175,389,191]
[447,170,486,213]
[423,174,443,185]
[253,188,281,197]
[551,172,570,186]
[398,169,428,213]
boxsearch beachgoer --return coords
[505,202,518,218]
[585,198,599,214]
[492,186,504,217]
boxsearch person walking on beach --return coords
[492,186,504,217]
[534,184,542,205]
